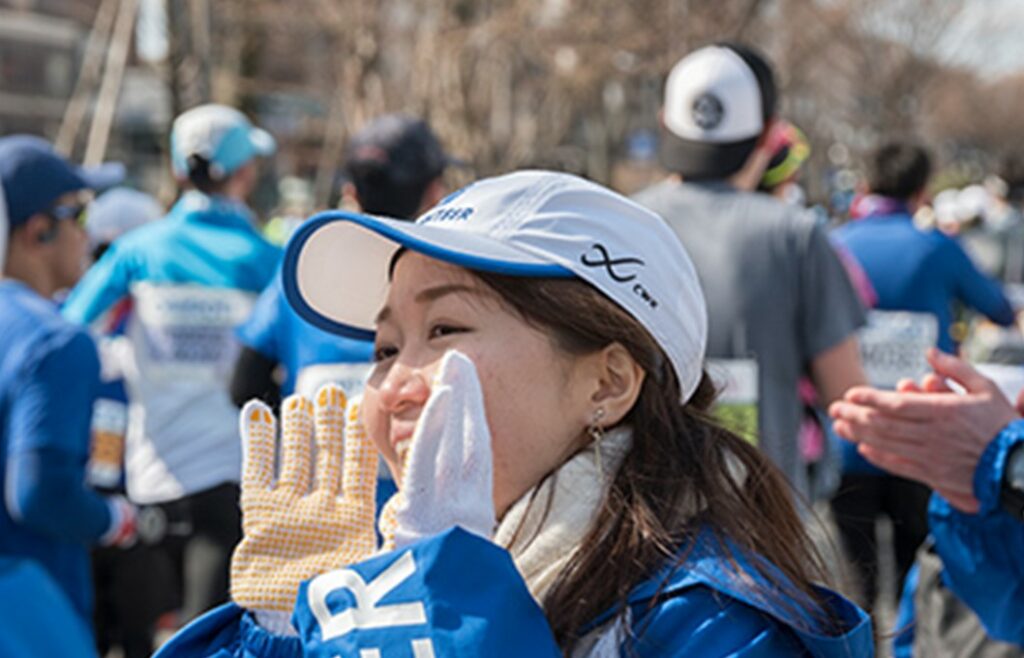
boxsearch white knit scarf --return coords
[493,426,633,604]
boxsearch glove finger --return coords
[401,385,450,499]
[279,395,314,494]
[448,358,495,497]
[341,394,379,513]
[313,384,347,495]
[240,400,276,491]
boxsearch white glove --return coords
[379,350,496,550]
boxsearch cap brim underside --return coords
[282,211,571,340]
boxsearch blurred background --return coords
[4,0,1024,215]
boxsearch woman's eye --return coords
[372,345,398,362]
[428,324,466,339]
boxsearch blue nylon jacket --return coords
[0,281,110,621]
[156,527,872,657]
[893,422,1024,651]
[833,208,1014,475]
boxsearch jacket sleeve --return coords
[4,331,112,543]
[62,241,134,325]
[946,238,1015,326]
[929,423,1024,645]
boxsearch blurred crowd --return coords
[1,40,1022,658]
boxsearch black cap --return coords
[344,115,461,186]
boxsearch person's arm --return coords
[230,347,281,409]
[928,425,1024,644]
[829,349,1018,512]
[800,222,868,404]
[232,276,285,408]
[4,332,116,543]
[62,241,134,325]
[809,334,866,406]
[946,239,1015,326]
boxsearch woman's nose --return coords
[376,361,431,414]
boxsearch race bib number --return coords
[87,398,128,490]
[708,358,759,445]
[295,362,375,400]
[130,282,255,382]
[858,310,937,388]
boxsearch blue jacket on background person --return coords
[0,281,113,619]
[893,423,1024,654]
[0,556,97,658]
[833,204,1014,475]
[155,527,872,658]
[832,205,1014,355]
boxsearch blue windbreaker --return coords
[156,527,872,657]
[0,281,112,621]
[833,207,1014,475]
[0,557,97,658]
[63,191,281,504]
[893,422,1024,651]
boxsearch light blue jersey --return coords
[64,191,281,504]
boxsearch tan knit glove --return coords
[230,386,379,613]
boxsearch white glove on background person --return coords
[379,350,496,550]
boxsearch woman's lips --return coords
[389,424,416,462]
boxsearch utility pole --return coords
[55,0,119,156]
[84,0,141,167]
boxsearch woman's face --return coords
[363,252,595,515]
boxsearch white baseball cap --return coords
[660,43,776,180]
[85,187,164,248]
[283,170,708,402]
[171,104,276,179]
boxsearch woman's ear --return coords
[589,343,645,427]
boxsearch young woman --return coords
[158,171,871,657]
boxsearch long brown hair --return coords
[473,271,833,653]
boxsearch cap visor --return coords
[659,130,756,181]
[78,162,126,191]
[249,127,276,156]
[282,211,571,339]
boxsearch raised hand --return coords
[231,386,379,612]
[830,349,1019,513]
[379,350,496,551]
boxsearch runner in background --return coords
[81,187,170,658]
[231,114,459,514]
[63,104,281,625]
[633,43,867,500]
[830,140,1015,613]
[0,136,135,633]
[759,121,878,502]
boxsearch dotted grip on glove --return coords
[230,386,379,613]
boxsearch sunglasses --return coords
[44,203,89,228]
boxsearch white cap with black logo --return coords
[660,44,774,180]
[283,170,708,402]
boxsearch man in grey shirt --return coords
[634,43,866,497]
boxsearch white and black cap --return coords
[660,43,777,180]
[283,170,709,402]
